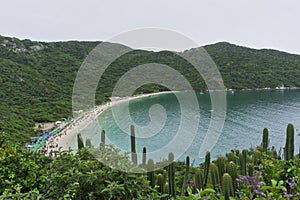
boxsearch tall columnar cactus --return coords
[262,128,269,153]
[248,163,254,177]
[162,169,168,189]
[168,152,176,199]
[239,149,247,176]
[142,147,147,169]
[181,156,190,196]
[100,130,105,148]
[285,123,295,160]
[203,151,210,188]
[77,134,84,149]
[226,161,237,195]
[158,170,168,198]
[222,173,234,200]
[157,173,166,194]
[238,153,243,175]
[85,138,92,147]
[234,149,240,157]
[147,159,155,188]
[209,163,220,192]
[195,169,204,190]
[226,151,236,163]
[164,183,169,197]
[216,156,226,183]
[130,125,137,164]
[253,149,262,165]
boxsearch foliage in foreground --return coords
[0,142,299,199]
[0,145,161,199]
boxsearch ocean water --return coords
[93,90,300,165]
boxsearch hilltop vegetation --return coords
[1,35,300,143]
[205,42,300,89]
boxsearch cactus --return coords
[162,169,168,189]
[248,163,254,177]
[168,152,176,199]
[147,159,155,188]
[262,128,269,153]
[164,183,169,197]
[203,151,210,188]
[85,138,92,147]
[216,156,226,183]
[195,169,204,190]
[239,149,247,176]
[285,123,295,160]
[278,147,283,160]
[226,151,236,163]
[100,130,105,148]
[271,146,278,159]
[130,125,137,164]
[226,161,237,194]
[157,173,165,194]
[181,156,190,196]
[209,163,220,192]
[235,149,240,156]
[77,134,84,149]
[253,149,262,165]
[222,173,234,200]
[142,147,147,169]
[238,153,243,175]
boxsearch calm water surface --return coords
[96,90,300,165]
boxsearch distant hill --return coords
[204,42,300,89]
[1,35,300,144]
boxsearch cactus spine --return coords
[262,128,269,153]
[181,156,190,196]
[130,125,137,164]
[203,151,210,188]
[100,130,105,148]
[77,134,84,149]
[142,147,147,169]
[147,159,155,188]
[209,163,220,192]
[285,123,294,160]
[168,152,176,199]
[222,173,234,200]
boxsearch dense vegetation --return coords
[0,124,299,199]
[2,35,300,145]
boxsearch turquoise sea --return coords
[94,90,300,165]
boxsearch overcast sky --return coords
[1,0,300,54]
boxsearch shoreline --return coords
[44,90,175,154]
[42,87,299,154]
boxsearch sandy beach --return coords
[45,91,174,155]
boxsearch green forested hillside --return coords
[1,36,300,144]
[204,42,300,89]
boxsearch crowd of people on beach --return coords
[43,105,105,157]
[35,94,155,156]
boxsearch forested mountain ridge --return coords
[1,35,300,144]
[204,42,300,89]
